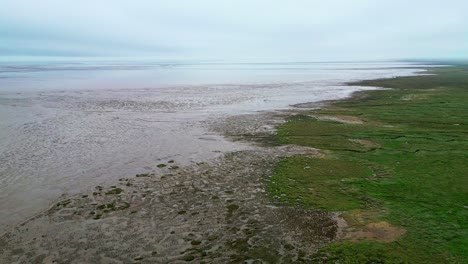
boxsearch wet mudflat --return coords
[0,62,427,231]
[1,62,442,263]
[0,112,342,263]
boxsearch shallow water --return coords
[0,61,433,231]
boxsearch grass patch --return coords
[277,115,372,152]
[268,156,373,210]
[271,65,468,263]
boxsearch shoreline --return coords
[0,64,427,233]
[0,66,439,262]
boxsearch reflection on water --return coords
[0,60,434,92]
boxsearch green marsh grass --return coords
[271,65,468,263]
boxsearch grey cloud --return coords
[0,0,467,60]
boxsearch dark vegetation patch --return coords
[190,240,202,246]
[226,204,239,215]
[105,187,123,195]
[181,255,195,261]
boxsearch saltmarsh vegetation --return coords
[270,65,468,263]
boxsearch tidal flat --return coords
[0,62,423,231]
[0,121,343,263]
[1,63,465,263]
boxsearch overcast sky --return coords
[1,0,467,61]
